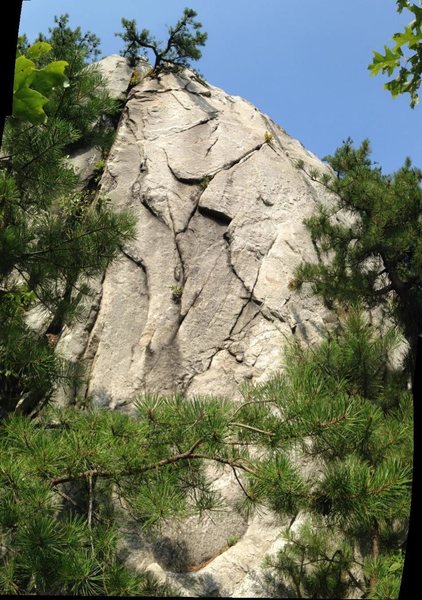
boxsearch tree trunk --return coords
[369,519,380,594]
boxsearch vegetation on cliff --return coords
[293,139,421,378]
[0,7,416,598]
[0,309,412,597]
[116,8,207,72]
[1,18,134,414]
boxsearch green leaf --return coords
[392,25,420,50]
[13,55,68,124]
[13,55,35,91]
[25,41,52,62]
[12,85,49,124]
[31,61,69,96]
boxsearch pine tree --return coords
[36,14,119,152]
[0,21,135,416]
[292,139,421,376]
[241,308,412,598]
[0,308,411,596]
[116,8,207,71]
[0,392,272,594]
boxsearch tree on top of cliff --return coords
[116,7,207,71]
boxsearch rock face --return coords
[60,56,333,407]
[57,55,337,596]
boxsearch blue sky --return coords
[20,0,420,173]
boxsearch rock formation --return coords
[58,55,338,596]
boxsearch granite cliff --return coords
[57,55,339,596]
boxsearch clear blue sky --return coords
[20,0,420,173]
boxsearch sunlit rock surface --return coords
[56,55,339,597]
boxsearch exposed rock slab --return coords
[68,68,334,409]
[55,60,338,595]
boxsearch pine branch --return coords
[311,412,349,431]
[21,226,116,258]
[50,437,206,486]
[187,454,258,476]
[229,421,275,436]
[162,17,187,57]
[230,398,278,418]
[55,487,100,523]
[231,465,254,501]
[17,130,68,173]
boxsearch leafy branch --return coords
[369,1,422,107]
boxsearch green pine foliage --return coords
[293,139,422,372]
[263,521,354,599]
[0,19,135,416]
[247,308,412,598]
[36,14,119,151]
[116,8,207,71]
[37,13,101,65]
[0,309,411,596]
[0,394,266,595]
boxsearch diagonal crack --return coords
[66,271,107,405]
[146,115,218,142]
[227,265,261,339]
[140,195,170,228]
[120,250,151,365]
[120,249,148,277]
[229,307,261,341]
[165,141,267,186]
[224,233,286,329]
[178,244,226,329]
[205,123,219,157]
[179,115,217,132]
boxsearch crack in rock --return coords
[140,194,170,228]
[167,203,185,284]
[166,141,266,185]
[197,204,232,226]
[177,244,225,329]
[205,123,219,157]
[146,115,218,142]
[227,265,261,340]
[224,233,288,331]
[120,249,148,277]
[62,271,106,405]
[132,76,211,98]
